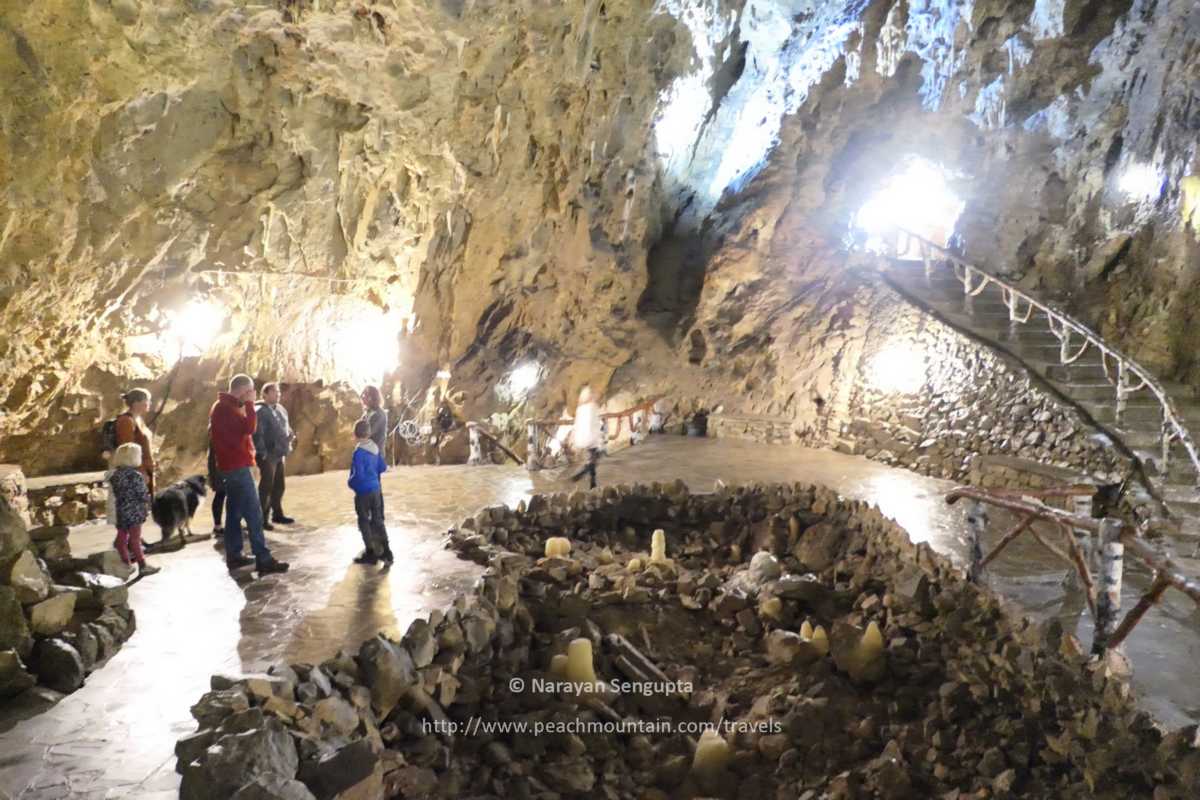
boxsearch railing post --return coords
[525,421,540,471]
[1162,419,1172,474]
[1064,493,1094,589]
[966,500,988,582]
[1091,518,1124,656]
[921,240,933,287]
[467,423,483,466]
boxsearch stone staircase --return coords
[880,238,1200,537]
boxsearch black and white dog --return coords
[151,475,208,544]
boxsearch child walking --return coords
[349,419,394,565]
[108,443,160,576]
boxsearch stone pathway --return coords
[0,438,1197,798]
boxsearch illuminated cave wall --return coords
[4,0,1200,478]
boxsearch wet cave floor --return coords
[1,437,1197,798]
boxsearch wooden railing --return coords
[524,397,662,470]
[904,230,1200,492]
[946,486,1200,656]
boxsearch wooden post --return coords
[1092,518,1124,656]
[1065,494,1093,589]
[467,423,483,466]
[966,500,988,583]
[525,421,540,471]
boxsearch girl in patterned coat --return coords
[109,443,160,576]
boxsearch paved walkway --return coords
[0,438,1196,798]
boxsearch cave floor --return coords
[1,437,1198,798]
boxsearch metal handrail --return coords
[903,230,1200,491]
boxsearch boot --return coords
[354,550,379,565]
[256,559,290,575]
[137,562,161,576]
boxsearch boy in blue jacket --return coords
[349,419,393,565]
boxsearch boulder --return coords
[55,501,89,526]
[402,618,437,668]
[0,496,31,565]
[765,630,823,667]
[180,719,300,800]
[86,550,135,581]
[793,521,844,572]
[65,571,128,608]
[0,586,34,659]
[313,696,360,736]
[29,592,76,636]
[33,638,85,693]
[191,687,252,728]
[8,550,51,604]
[27,524,70,542]
[356,635,415,717]
[0,649,36,698]
[232,777,319,800]
[297,739,379,800]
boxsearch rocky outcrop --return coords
[178,483,1200,798]
[0,492,137,705]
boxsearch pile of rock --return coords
[25,471,108,529]
[0,495,137,700]
[177,482,1199,799]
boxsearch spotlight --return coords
[496,362,542,403]
[854,158,964,251]
[166,300,225,358]
[1118,163,1162,200]
[331,309,404,385]
[867,342,926,394]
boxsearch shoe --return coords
[273,515,295,525]
[257,559,290,575]
[380,549,395,565]
[138,563,161,576]
[227,555,254,570]
[263,521,276,531]
[354,551,379,565]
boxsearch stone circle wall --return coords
[0,492,137,702]
[176,483,1197,799]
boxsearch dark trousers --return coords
[257,456,286,520]
[223,467,272,565]
[212,489,226,528]
[354,491,390,556]
[571,447,601,489]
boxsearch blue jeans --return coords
[223,467,272,564]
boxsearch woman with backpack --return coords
[109,389,156,495]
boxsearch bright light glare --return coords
[1118,163,1161,199]
[496,362,542,404]
[331,311,402,385]
[867,342,926,394]
[855,158,964,250]
[166,300,225,358]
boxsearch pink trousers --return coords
[114,525,144,565]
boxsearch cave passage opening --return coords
[853,156,964,257]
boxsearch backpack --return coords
[101,413,128,454]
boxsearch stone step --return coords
[1131,448,1200,482]
[1081,401,1200,428]
[1040,362,1109,382]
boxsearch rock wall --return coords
[0,495,137,701]
[177,483,1200,798]
[5,0,1200,489]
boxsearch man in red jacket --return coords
[210,374,289,575]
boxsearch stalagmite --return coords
[565,638,597,685]
[549,654,568,679]
[650,529,667,563]
[544,537,572,559]
[811,626,829,656]
[692,728,732,775]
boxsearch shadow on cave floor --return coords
[1,438,1198,797]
